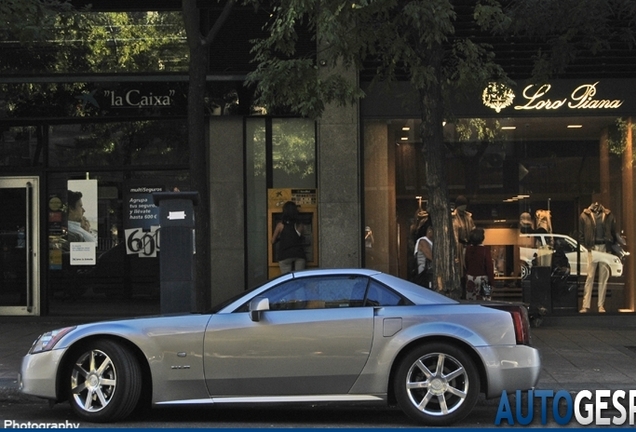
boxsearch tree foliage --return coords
[0,0,71,42]
[502,0,636,80]
[0,8,187,74]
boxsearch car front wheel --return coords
[66,339,142,422]
[394,343,479,426]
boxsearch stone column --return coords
[316,62,362,268]
[622,118,635,311]
[209,117,246,306]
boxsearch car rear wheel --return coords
[394,343,479,426]
[66,339,142,422]
[520,262,531,280]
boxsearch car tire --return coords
[394,342,479,426]
[520,262,531,280]
[66,339,142,422]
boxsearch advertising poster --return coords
[124,185,164,258]
[67,179,98,265]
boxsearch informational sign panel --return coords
[70,242,97,265]
[124,185,164,257]
[67,179,98,265]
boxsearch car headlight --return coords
[29,327,76,354]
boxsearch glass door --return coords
[0,177,39,315]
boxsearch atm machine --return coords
[267,188,318,278]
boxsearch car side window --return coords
[555,238,576,253]
[243,276,370,311]
[365,280,408,306]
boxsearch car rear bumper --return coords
[19,349,65,400]
[477,344,541,398]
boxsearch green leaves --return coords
[248,56,363,118]
[247,0,513,118]
[1,7,188,74]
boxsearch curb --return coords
[0,379,41,404]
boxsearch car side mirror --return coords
[249,296,270,322]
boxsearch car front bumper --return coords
[19,349,66,400]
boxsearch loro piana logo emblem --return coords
[482,82,515,113]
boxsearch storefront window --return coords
[245,118,317,289]
[49,120,188,167]
[45,117,188,315]
[364,115,633,312]
[272,118,316,189]
[47,169,190,315]
[0,126,42,167]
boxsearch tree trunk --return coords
[418,43,462,299]
[183,1,211,311]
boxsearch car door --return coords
[203,275,374,397]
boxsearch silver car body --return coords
[20,269,540,420]
[519,233,623,277]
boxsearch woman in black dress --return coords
[271,201,306,274]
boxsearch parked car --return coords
[519,233,623,279]
[20,268,540,426]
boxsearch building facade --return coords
[1,2,634,316]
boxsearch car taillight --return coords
[486,304,531,346]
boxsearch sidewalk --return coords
[1,313,636,401]
[531,314,636,392]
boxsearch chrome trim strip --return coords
[156,394,384,405]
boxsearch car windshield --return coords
[207,287,258,314]
[207,272,293,313]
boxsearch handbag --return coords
[481,247,493,297]
[414,260,434,289]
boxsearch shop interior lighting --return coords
[501,126,517,130]
[503,194,530,202]
[567,124,583,129]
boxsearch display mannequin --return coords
[535,209,552,233]
[519,212,534,233]
[452,195,475,288]
[578,202,617,313]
